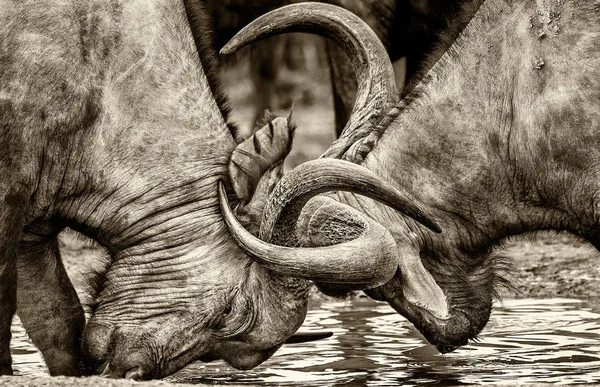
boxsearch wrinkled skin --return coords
[0,0,312,379]
[222,0,600,353]
[203,0,477,134]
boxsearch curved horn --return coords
[219,181,398,286]
[260,158,441,241]
[220,2,398,153]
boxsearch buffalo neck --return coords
[27,0,234,253]
[361,0,600,252]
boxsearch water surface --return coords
[11,298,600,385]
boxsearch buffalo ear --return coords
[229,115,294,234]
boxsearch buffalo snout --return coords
[387,295,491,353]
[83,323,158,380]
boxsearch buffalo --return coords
[0,0,437,379]
[221,0,600,352]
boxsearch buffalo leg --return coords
[0,196,24,376]
[17,235,85,376]
[0,248,16,376]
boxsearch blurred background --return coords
[220,32,336,168]
[206,0,472,167]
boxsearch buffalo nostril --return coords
[124,366,144,380]
[438,344,459,354]
[82,322,114,373]
[101,363,147,380]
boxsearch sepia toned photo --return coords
[1,0,599,385]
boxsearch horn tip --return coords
[220,40,242,56]
[219,46,233,56]
[428,221,443,234]
[285,331,333,344]
[411,207,441,234]
[407,208,442,234]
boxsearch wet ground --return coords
[169,298,600,385]
[11,297,600,385]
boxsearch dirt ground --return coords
[498,234,600,302]
[0,375,198,387]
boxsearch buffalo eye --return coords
[223,303,232,317]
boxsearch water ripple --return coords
[11,298,600,384]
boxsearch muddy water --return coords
[11,298,600,385]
